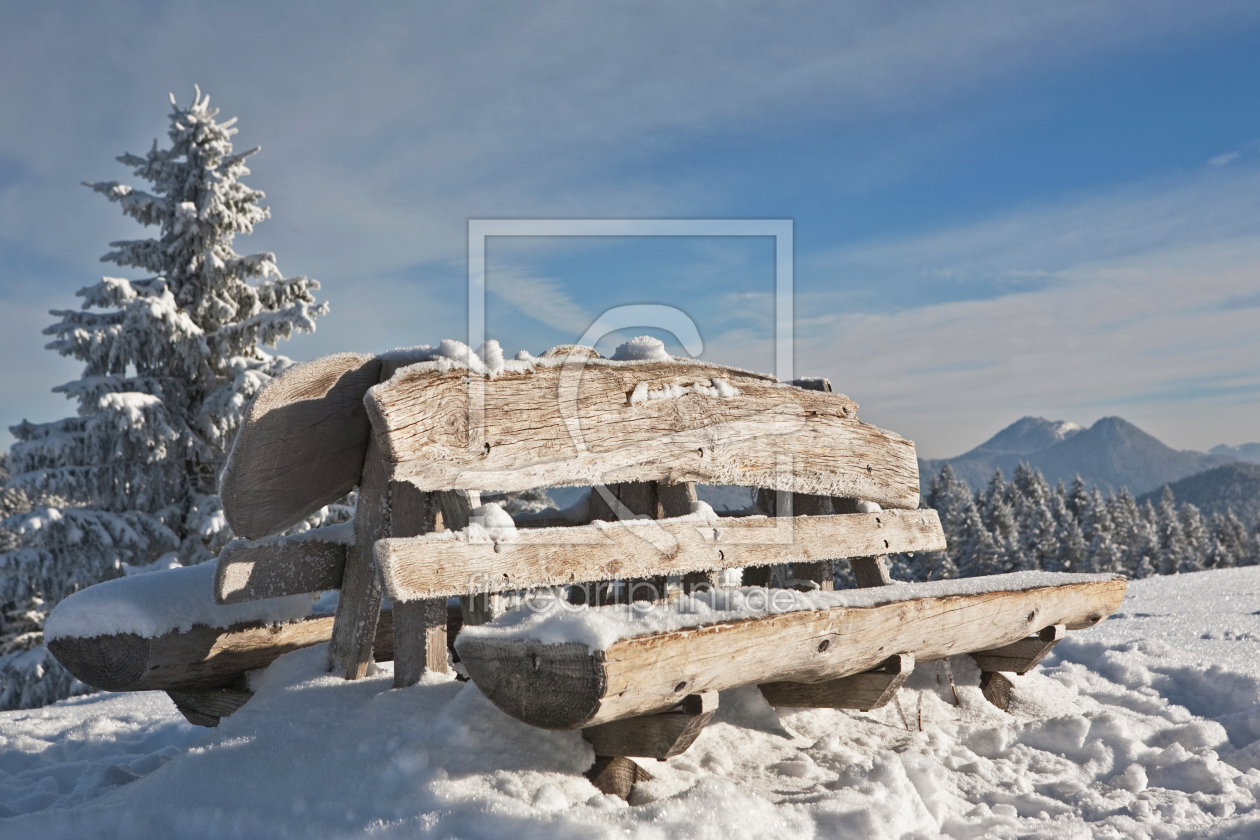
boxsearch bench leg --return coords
[585,756,653,799]
[393,598,449,687]
[582,693,716,800]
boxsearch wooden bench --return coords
[48,343,1126,798]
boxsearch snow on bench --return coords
[454,572,1126,729]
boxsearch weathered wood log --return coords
[379,510,946,601]
[759,654,912,710]
[980,671,1014,711]
[48,610,397,694]
[365,360,921,510]
[971,624,1065,674]
[220,353,382,539]
[582,692,717,760]
[167,685,254,727]
[456,575,1126,729]
[214,527,350,605]
[585,756,652,799]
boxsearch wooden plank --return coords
[455,576,1126,729]
[48,610,397,693]
[365,361,922,510]
[759,654,912,710]
[582,692,717,759]
[379,510,946,601]
[220,353,382,539]
[214,528,349,605]
[970,624,1065,674]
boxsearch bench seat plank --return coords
[454,575,1126,730]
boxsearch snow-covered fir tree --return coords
[884,461,1260,585]
[0,88,328,709]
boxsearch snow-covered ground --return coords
[5,568,1260,839]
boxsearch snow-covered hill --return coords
[5,569,1260,838]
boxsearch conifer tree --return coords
[0,88,327,709]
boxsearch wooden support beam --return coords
[379,510,946,601]
[582,692,717,760]
[365,360,922,510]
[759,654,912,710]
[327,433,390,679]
[980,671,1014,711]
[214,528,349,605]
[391,483,454,686]
[167,684,254,727]
[393,599,450,685]
[220,353,382,539]
[456,575,1126,729]
[48,610,397,694]
[790,494,834,591]
[971,624,1066,675]
[326,353,438,680]
[585,756,653,799]
[851,556,893,588]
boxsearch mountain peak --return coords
[922,415,1234,496]
[969,416,1084,456]
[1211,442,1260,465]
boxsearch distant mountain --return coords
[964,416,1084,456]
[1211,443,1260,465]
[1138,462,1260,523]
[921,416,1235,496]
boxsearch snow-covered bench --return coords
[47,341,1126,797]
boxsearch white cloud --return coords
[1209,151,1242,167]
[794,168,1260,457]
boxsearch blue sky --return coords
[2,2,1259,457]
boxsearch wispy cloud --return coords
[486,266,592,335]
[794,168,1260,456]
[1209,151,1242,167]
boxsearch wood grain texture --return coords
[393,599,450,685]
[851,556,893,588]
[48,610,397,693]
[167,686,254,727]
[759,654,912,710]
[980,671,1014,711]
[379,510,946,601]
[970,624,1065,674]
[585,756,652,799]
[365,361,921,510]
[214,533,348,605]
[582,692,717,759]
[220,353,382,539]
[391,483,456,686]
[457,576,1126,729]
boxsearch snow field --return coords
[4,568,1260,837]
